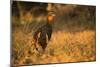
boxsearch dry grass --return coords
[11,30,96,66]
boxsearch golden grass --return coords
[11,30,96,66]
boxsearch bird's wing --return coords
[46,33,49,43]
[37,32,41,39]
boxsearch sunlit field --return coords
[11,1,96,66]
[12,30,95,65]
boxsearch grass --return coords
[11,29,96,66]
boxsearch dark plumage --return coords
[33,12,55,52]
[33,22,52,51]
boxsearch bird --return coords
[33,11,56,53]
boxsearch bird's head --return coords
[47,11,56,23]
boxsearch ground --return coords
[11,30,96,66]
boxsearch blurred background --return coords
[12,1,96,32]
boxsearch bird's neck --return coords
[46,17,53,25]
[46,21,51,25]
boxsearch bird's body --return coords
[33,22,52,51]
[33,11,55,53]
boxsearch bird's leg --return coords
[33,39,38,51]
[35,32,41,51]
[35,42,38,51]
[35,41,38,50]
